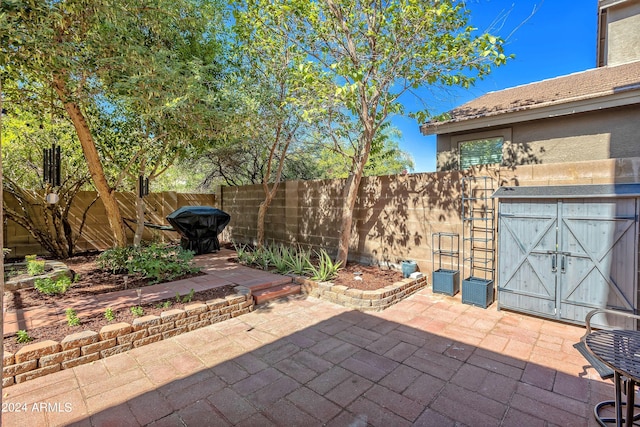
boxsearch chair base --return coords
[594,400,640,426]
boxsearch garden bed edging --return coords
[2,286,254,387]
[296,274,428,311]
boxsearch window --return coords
[459,137,503,170]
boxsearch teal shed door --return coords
[498,197,638,326]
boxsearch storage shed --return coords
[494,183,640,326]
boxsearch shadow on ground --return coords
[2,293,614,426]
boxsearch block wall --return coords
[221,157,640,277]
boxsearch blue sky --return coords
[394,0,599,172]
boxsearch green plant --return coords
[27,259,46,276]
[176,289,195,303]
[130,306,145,317]
[34,275,72,295]
[104,308,116,322]
[156,300,172,309]
[16,330,33,344]
[24,254,37,262]
[268,244,291,274]
[306,249,343,282]
[65,308,80,326]
[234,242,252,265]
[285,245,311,275]
[98,243,200,283]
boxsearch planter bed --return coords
[296,274,428,311]
[2,286,254,387]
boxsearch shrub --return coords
[65,308,80,326]
[285,245,311,276]
[306,249,342,282]
[34,275,72,295]
[176,289,195,303]
[98,243,200,283]
[27,259,46,276]
[156,300,172,309]
[130,306,144,317]
[16,330,33,344]
[104,308,116,322]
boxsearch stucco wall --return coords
[435,105,640,170]
[605,0,640,66]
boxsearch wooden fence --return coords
[3,191,216,258]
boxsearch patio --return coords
[2,253,612,426]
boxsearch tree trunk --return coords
[256,195,273,246]
[53,76,127,247]
[336,135,373,266]
[335,171,361,265]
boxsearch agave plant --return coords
[306,249,342,281]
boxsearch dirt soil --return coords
[3,254,235,354]
[3,254,405,353]
[332,262,405,291]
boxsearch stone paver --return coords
[2,253,612,426]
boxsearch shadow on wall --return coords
[354,172,464,267]
[439,142,545,172]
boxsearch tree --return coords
[1,105,94,258]
[223,0,316,246]
[250,0,509,264]
[313,123,414,179]
[0,0,225,247]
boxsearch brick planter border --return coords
[2,286,254,387]
[296,274,428,311]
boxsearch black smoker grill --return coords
[166,206,231,255]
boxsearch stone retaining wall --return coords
[2,287,253,387]
[296,275,428,311]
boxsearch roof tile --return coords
[424,61,640,128]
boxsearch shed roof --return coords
[421,61,640,134]
[492,183,640,199]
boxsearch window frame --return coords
[451,128,512,171]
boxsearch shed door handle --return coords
[561,254,566,273]
[551,254,557,273]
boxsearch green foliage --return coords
[97,243,200,283]
[234,242,340,280]
[267,245,292,274]
[27,259,46,276]
[314,127,415,179]
[97,246,131,274]
[65,309,80,327]
[24,255,38,262]
[285,246,312,276]
[306,249,343,282]
[16,330,33,344]
[232,0,510,263]
[130,306,145,317]
[176,289,196,304]
[34,275,72,295]
[104,308,116,322]
[156,300,172,309]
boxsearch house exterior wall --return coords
[601,0,640,66]
[435,105,640,171]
